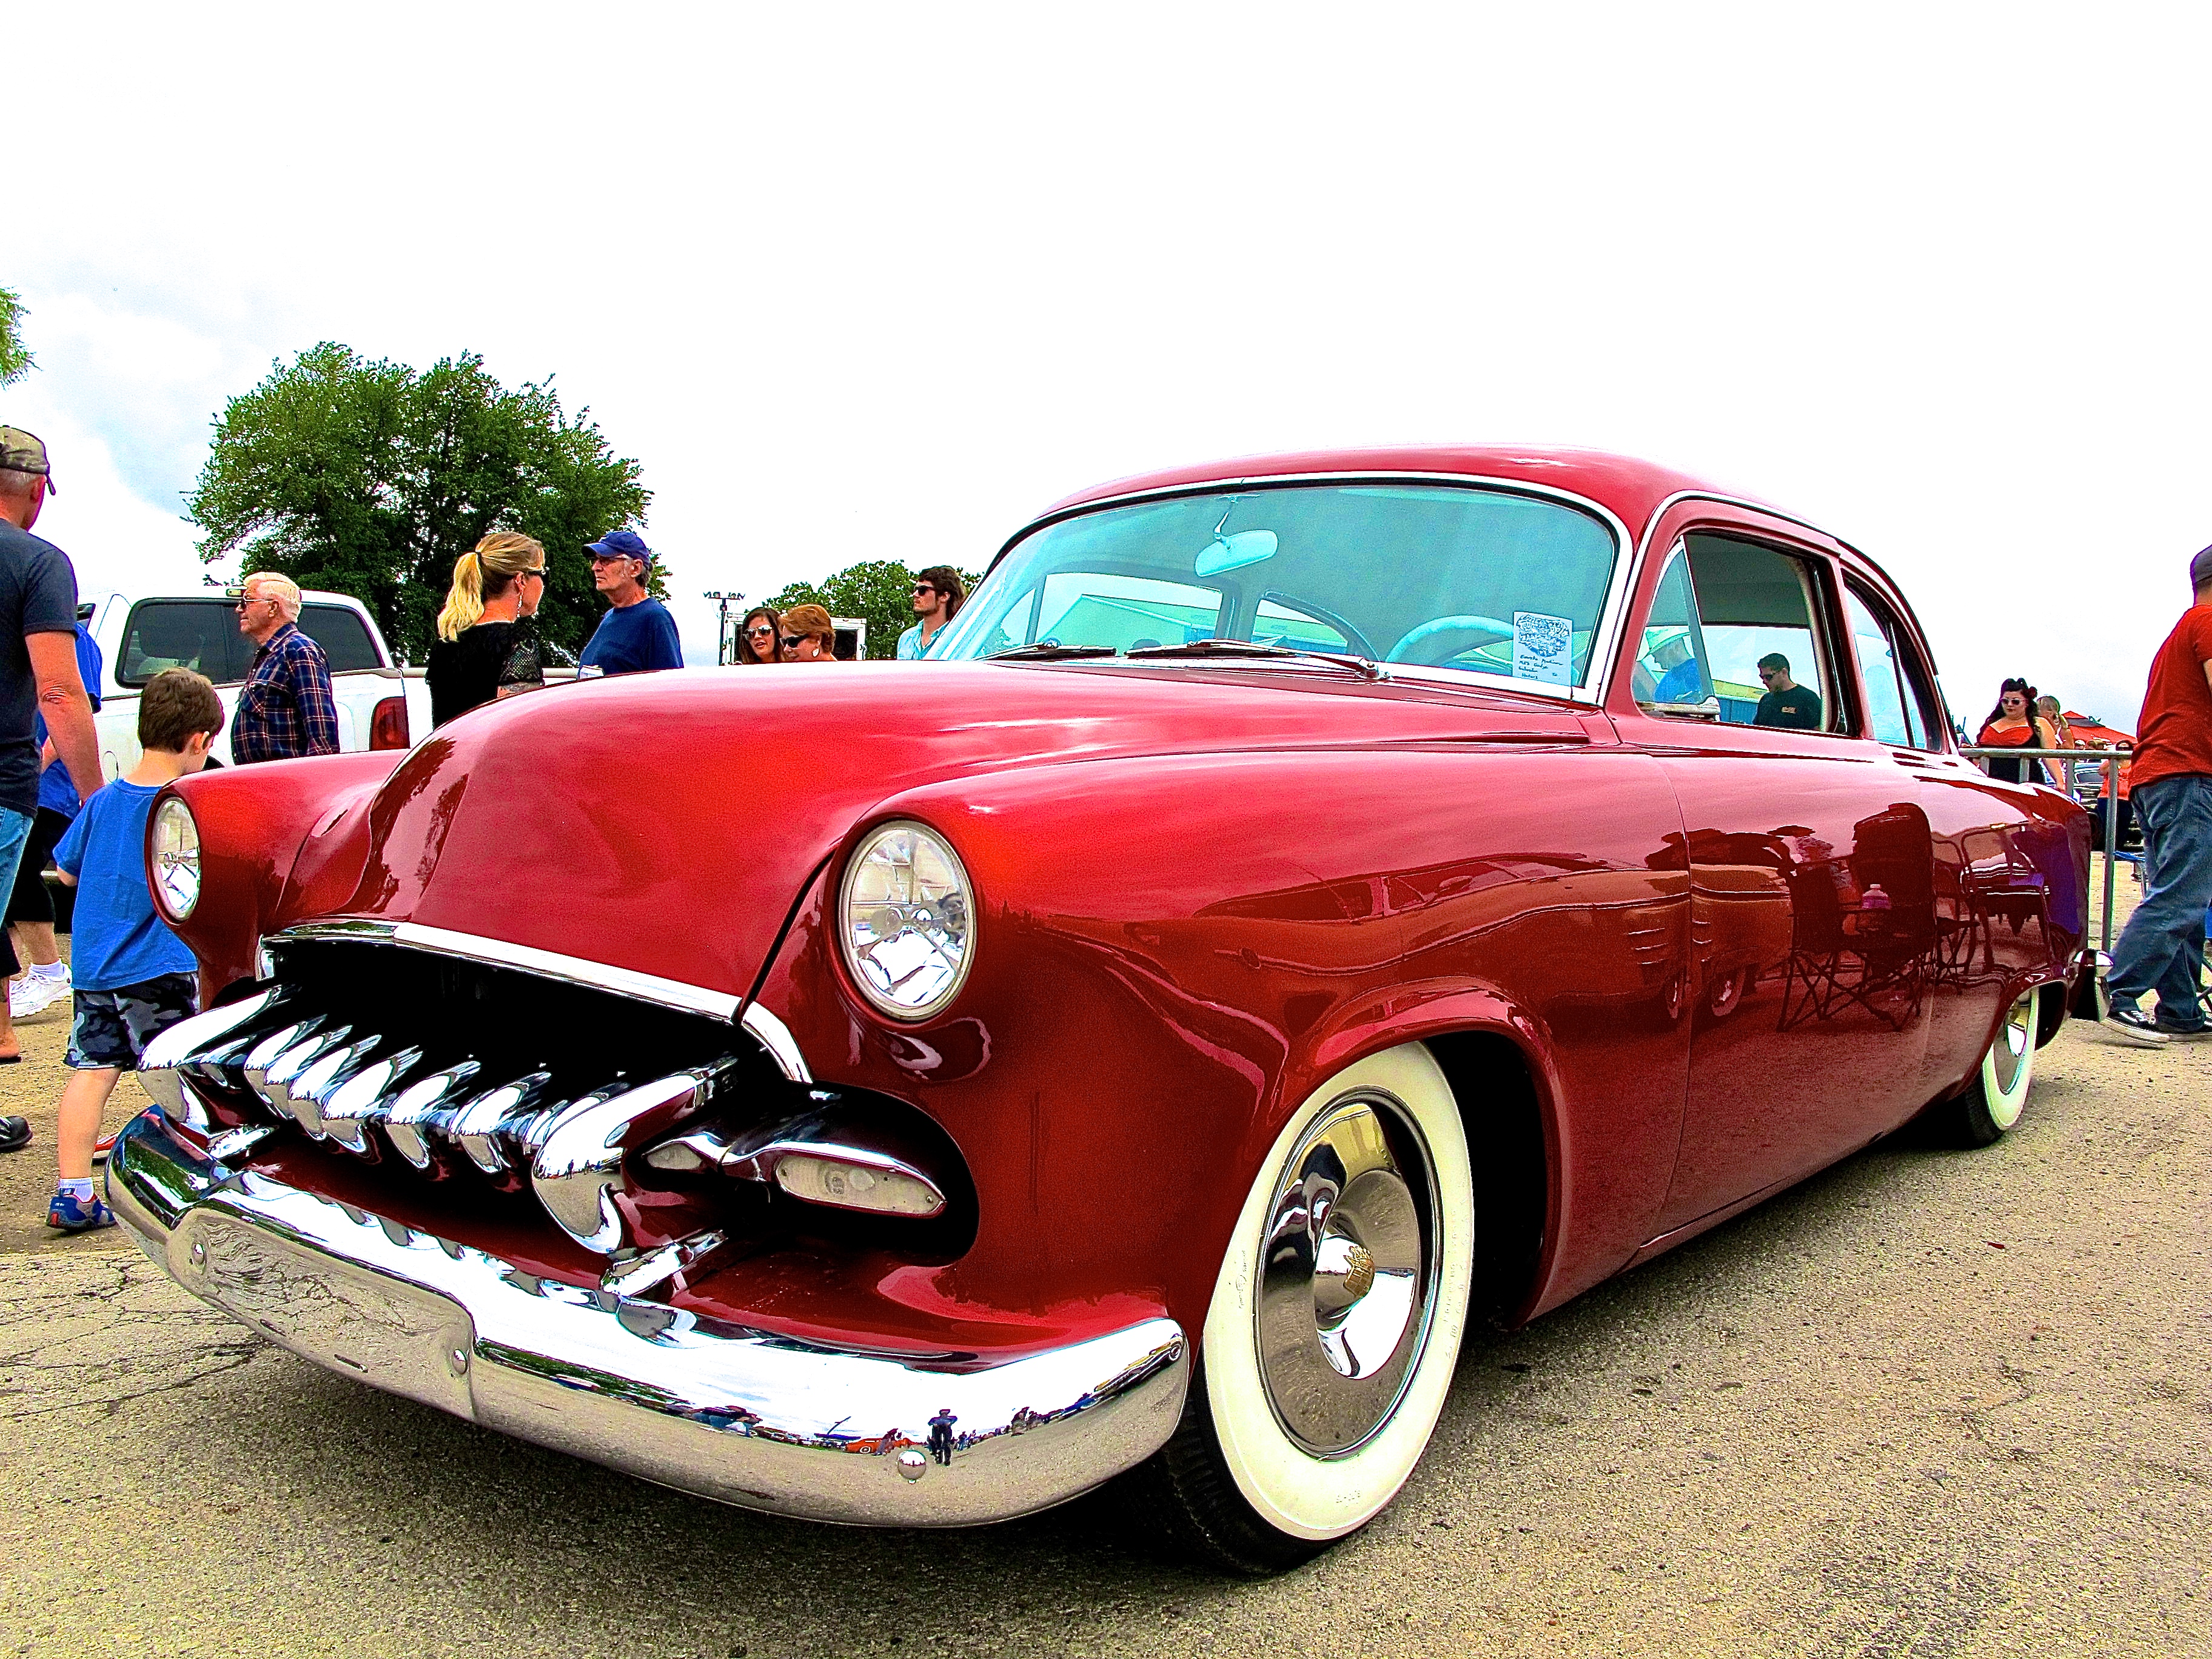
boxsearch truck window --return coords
[298,603,383,672]
[116,600,252,687]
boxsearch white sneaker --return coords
[10,968,70,1020]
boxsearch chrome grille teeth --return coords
[450,1071,558,1176]
[286,1037,384,1141]
[318,1047,430,1156]
[383,1062,484,1170]
[134,989,294,1118]
[254,1025,357,1137]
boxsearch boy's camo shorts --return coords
[67,973,199,1071]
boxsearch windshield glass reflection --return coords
[931,484,1620,690]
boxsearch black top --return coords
[1755,683,1823,731]
[0,520,82,816]
[426,620,545,728]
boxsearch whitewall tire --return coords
[1122,1043,1475,1572]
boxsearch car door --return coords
[1613,504,1938,1239]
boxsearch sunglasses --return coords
[589,553,634,566]
[233,597,271,611]
[913,583,937,595]
[745,624,776,637]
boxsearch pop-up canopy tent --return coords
[2061,711,2134,747]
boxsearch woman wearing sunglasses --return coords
[779,604,839,662]
[1976,677,2057,785]
[427,532,551,726]
[736,606,782,665]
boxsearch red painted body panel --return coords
[156,447,2086,1363]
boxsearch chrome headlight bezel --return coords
[150,794,202,922]
[837,820,976,1022]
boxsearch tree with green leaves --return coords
[771,560,985,659]
[0,286,32,388]
[187,343,652,662]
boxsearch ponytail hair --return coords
[437,532,547,641]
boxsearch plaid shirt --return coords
[232,622,341,763]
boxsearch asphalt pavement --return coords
[2,868,2206,1658]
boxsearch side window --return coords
[1844,583,1942,751]
[1678,534,1837,733]
[298,604,383,672]
[1634,546,1717,714]
[116,600,251,686]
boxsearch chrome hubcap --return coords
[1989,991,2035,1122]
[1255,1093,1438,1456]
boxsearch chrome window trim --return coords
[982,471,1640,708]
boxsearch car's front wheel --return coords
[1121,1044,1474,1574]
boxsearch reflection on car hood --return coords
[311,663,1588,1000]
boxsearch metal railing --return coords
[1957,746,2127,954]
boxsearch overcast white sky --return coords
[8,4,2208,728]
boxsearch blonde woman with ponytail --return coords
[426,532,550,726]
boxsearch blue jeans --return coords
[2106,773,2212,1028]
[0,807,32,937]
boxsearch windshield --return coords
[930,482,1621,690]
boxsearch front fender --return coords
[747,743,1691,1349]
[156,752,404,997]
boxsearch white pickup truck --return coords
[81,589,432,779]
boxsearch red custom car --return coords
[112,448,2088,1573]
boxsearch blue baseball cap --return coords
[586,529,652,564]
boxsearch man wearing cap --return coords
[0,429,101,1150]
[578,529,682,677]
[2100,543,2212,1046]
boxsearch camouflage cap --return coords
[0,426,55,493]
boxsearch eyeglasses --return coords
[589,553,632,566]
[781,635,807,649]
[521,568,548,581]
[233,597,270,612]
[913,583,937,595]
[745,625,776,637]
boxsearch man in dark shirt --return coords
[578,531,683,677]
[1753,652,1823,730]
[0,429,100,1134]
[230,572,340,763]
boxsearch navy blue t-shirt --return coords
[0,520,82,817]
[53,780,196,990]
[579,598,682,677]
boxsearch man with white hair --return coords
[230,571,338,763]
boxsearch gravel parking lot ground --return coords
[2,860,2204,1658]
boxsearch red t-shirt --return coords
[2128,603,2212,790]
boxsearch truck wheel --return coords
[1121,1044,1474,1574]
[1937,990,2038,1147]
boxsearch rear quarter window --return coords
[297,604,384,672]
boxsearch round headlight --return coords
[150,796,201,921]
[838,821,974,1021]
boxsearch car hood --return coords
[291,662,1592,1000]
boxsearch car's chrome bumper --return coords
[106,1110,1189,1526]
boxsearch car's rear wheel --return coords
[1937,989,2038,1147]
[1119,1044,1474,1574]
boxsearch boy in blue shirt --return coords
[45,669,222,1232]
